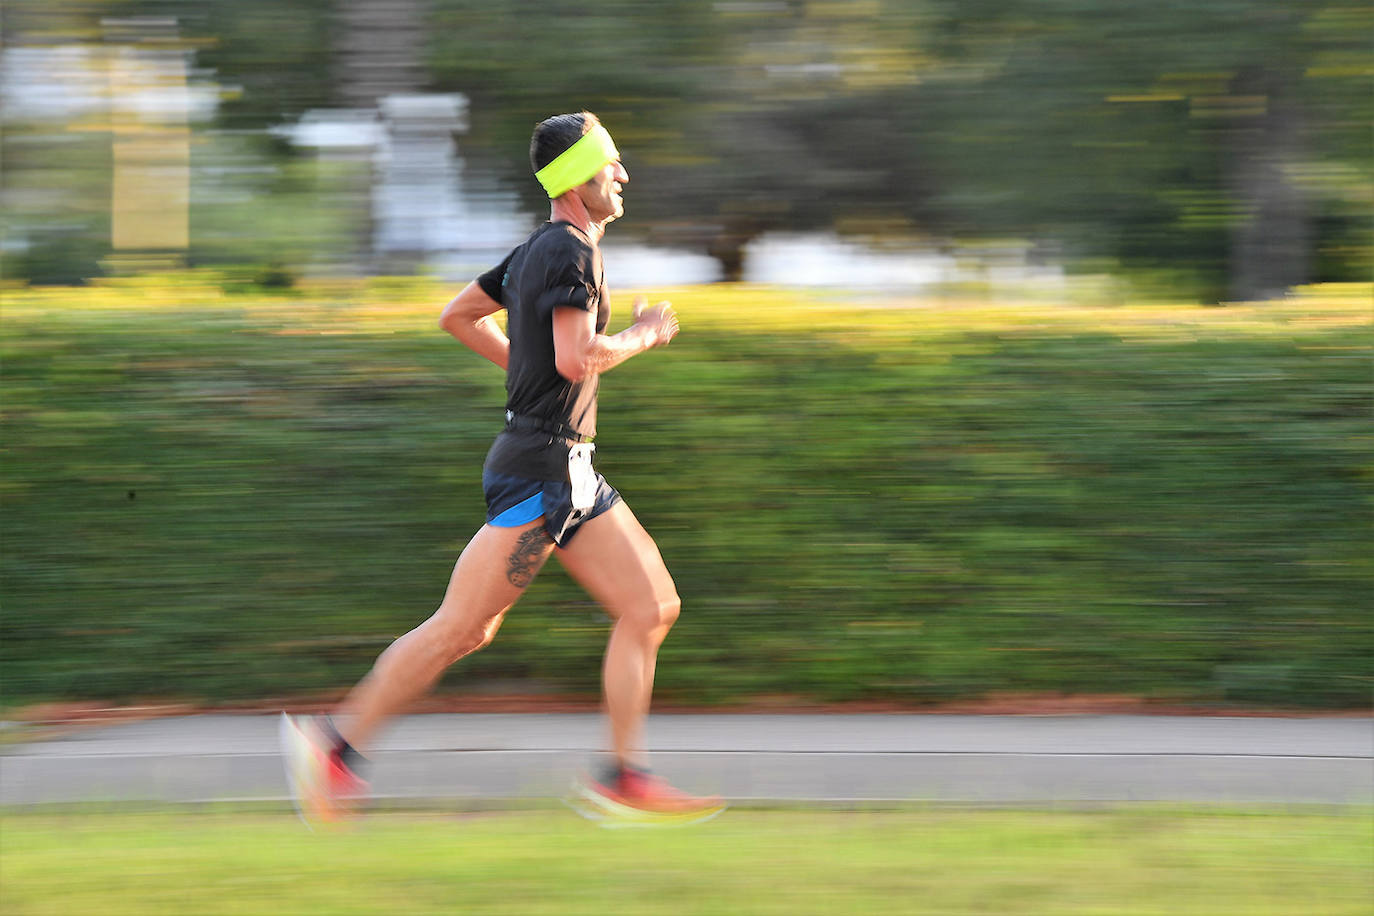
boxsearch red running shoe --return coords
[279,713,368,826]
[573,765,726,827]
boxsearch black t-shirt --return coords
[477,221,610,480]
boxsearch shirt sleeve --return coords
[535,234,600,315]
[475,251,514,304]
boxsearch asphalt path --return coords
[2,713,1370,806]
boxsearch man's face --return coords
[577,159,629,224]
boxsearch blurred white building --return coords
[1,19,219,270]
[276,93,529,274]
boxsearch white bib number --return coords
[568,443,597,511]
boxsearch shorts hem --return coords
[550,492,622,547]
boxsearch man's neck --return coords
[550,196,605,244]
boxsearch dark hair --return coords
[529,111,601,173]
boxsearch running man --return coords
[281,111,723,826]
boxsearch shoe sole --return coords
[570,779,728,829]
[278,712,318,831]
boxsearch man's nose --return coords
[614,161,629,183]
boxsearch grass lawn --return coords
[1,806,1370,914]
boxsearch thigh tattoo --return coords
[506,526,552,588]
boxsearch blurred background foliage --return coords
[1,0,1370,298]
[2,281,1370,708]
[1,1,1371,710]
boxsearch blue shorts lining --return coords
[488,490,544,527]
[482,468,621,547]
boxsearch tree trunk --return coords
[1224,67,1312,303]
[706,217,763,283]
[335,0,426,109]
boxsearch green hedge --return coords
[2,278,1370,708]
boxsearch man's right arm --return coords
[439,281,509,370]
[552,295,679,382]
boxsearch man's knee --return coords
[432,612,504,662]
[633,592,680,634]
[660,593,681,629]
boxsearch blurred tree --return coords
[424,0,1370,297]
[424,0,725,212]
[334,0,427,107]
[910,0,1372,299]
[193,0,340,129]
[426,0,933,277]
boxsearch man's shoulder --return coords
[529,221,596,257]
[521,222,598,277]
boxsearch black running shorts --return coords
[482,469,621,547]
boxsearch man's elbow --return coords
[439,306,471,337]
[552,347,590,384]
[555,352,589,382]
[438,305,457,333]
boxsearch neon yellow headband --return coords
[535,124,620,198]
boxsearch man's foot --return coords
[572,765,726,827]
[279,713,368,826]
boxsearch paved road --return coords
[2,714,1370,806]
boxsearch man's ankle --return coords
[320,716,367,772]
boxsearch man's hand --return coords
[631,295,680,347]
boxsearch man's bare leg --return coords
[555,501,680,769]
[331,520,555,752]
